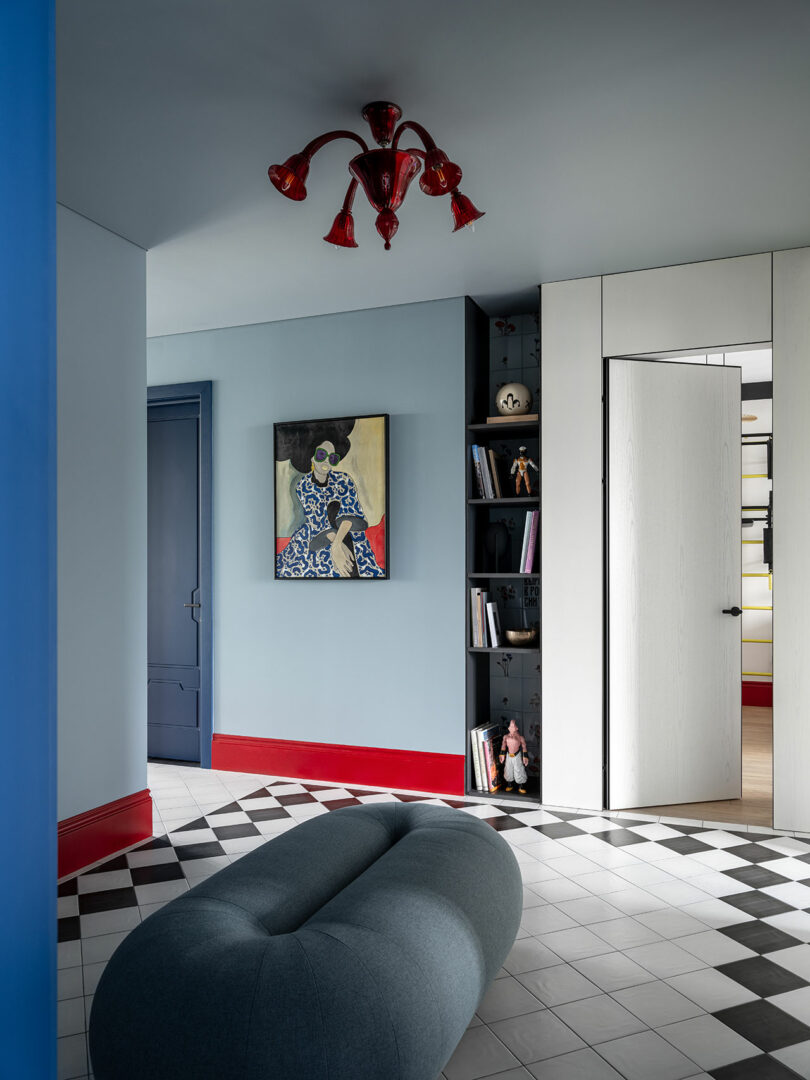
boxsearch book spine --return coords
[475,728,489,791]
[471,445,485,498]
[470,726,484,791]
[479,446,494,499]
[488,448,502,499]
[486,601,501,648]
[525,510,539,573]
[470,588,480,647]
[480,590,489,647]
[483,736,501,792]
[519,511,532,573]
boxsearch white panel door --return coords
[608,358,741,809]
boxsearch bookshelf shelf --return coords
[468,497,539,506]
[468,572,540,580]
[467,419,539,435]
[466,310,541,804]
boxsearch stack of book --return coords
[470,588,503,647]
[519,509,539,573]
[470,720,504,792]
[470,445,502,499]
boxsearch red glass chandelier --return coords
[268,101,484,251]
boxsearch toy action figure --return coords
[499,719,529,794]
[510,447,538,495]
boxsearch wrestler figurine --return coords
[499,719,529,794]
[510,447,539,495]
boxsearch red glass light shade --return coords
[361,101,402,147]
[375,209,399,251]
[267,153,310,201]
[450,190,485,231]
[419,147,462,196]
[349,149,420,214]
[323,209,358,248]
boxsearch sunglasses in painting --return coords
[313,448,341,466]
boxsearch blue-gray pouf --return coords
[89,800,522,1080]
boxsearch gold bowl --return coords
[504,628,538,647]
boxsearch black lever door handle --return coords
[722,607,743,616]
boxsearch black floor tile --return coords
[667,823,707,834]
[441,799,473,809]
[85,854,129,874]
[246,806,290,823]
[590,829,649,847]
[172,816,209,833]
[657,835,715,855]
[346,788,375,797]
[486,815,525,832]
[724,865,791,889]
[533,822,584,839]
[711,1054,808,1078]
[174,841,226,861]
[57,916,80,942]
[301,784,333,792]
[129,862,185,887]
[721,921,803,955]
[722,891,796,919]
[321,798,362,810]
[727,843,784,865]
[275,793,317,806]
[717,955,810,997]
[211,822,261,840]
[78,887,138,915]
[714,999,810,1052]
[58,878,77,897]
[394,794,428,803]
[133,835,171,851]
[208,801,244,815]
[548,811,593,821]
[241,788,272,800]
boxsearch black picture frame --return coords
[273,413,390,580]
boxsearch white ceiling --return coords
[57,1,810,337]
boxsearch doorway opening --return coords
[147,382,213,768]
[607,346,773,827]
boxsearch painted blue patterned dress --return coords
[276,470,384,578]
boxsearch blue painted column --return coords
[0,2,57,1076]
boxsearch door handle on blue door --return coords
[184,603,201,608]
[722,607,742,616]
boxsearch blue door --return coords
[147,401,202,761]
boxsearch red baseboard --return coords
[212,734,465,797]
[742,680,773,707]
[58,789,153,878]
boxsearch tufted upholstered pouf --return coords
[89,800,522,1080]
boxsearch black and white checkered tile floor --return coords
[58,765,810,1080]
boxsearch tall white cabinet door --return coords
[607,358,741,809]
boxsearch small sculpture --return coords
[499,719,529,794]
[496,382,532,416]
[510,447,538,495]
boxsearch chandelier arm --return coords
[302,130,369,159]
[391,121,437,153]
[340,178,359,213]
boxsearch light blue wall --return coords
[58,205,148,819]
[148,299,467,756]
[0,0,56,1071]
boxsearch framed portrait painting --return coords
[274,414,389,580]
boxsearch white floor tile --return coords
[133,879,189,906]
[763,909,810,942]
[763,881,810,910]
[79,907,140,939]
[521,906,579,936]
[771,1040,810,1079]
[611,981,704,1027]
[490,1010,586,1064]
[763,857,810,881]
[503,938,564,976]
[528,879,590,904]
[679,898,754,929]
[81,931,128,966]
[674,929,757,966]
[58,966,83,1001]
[624,941,707,979]
[477,977,547,1023]
[770,944,810,981]
[516,965,602,1007]
[58,997,85,1037]
[57,940,82,971]
[571,952,657,993]
[665,968,759,1012]
[590,917,664,951]
[634,909,711,940]
[57,1033,88,1080]
[769,986,810,1025]
[526,1047,623,1078]
[443,1024,522,1080]
[656,1014,759,1070]
[536,927,616,963]
[596,1030,698,1080]
[551,995,646,1044]
[606,888,671,916]
[554,897,625,926]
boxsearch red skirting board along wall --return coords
[212,734,465,797]
[58,789,153,879]
[742,680,773,707]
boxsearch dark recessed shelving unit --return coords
[465,307,542,805]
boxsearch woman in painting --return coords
[275,420,384,579]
